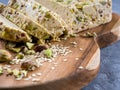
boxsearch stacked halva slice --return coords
[36,0,112,33]
[1,6,52,43]
[8,0,70,41]
[0,0,112,43]
[0,3,31,42]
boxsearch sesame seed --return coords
[36,73,42,76]
[8,44,72,81]
[78,66,84,69]
[3,66,9,70]
[4,65,11,68]
[80,48,83,51]
[74,45,77,47]
[75,58,79,60]
[51,67,55,70]
[70,42,77,45]
[24,78,30,81]
[32,78,40,82]
[63,59,67,62]
[31,74,36,77]
[16,78,22,81]
[48,60,52,63]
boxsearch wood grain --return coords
[0,13,120,90]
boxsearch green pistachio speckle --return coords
[26,42,35,49]
[44,49,53,58]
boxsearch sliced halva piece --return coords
[8,0,70,40]
[1,6,52,43]
[0,14,31,42]
[35,0,112,33]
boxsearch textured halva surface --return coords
[8,0,70,40]
[1,0,120,90]
[0,14,31,42]
[1,6,52,43]
[36,0,112,33]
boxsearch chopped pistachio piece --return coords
[26,42,35,49]
[12,69,20,77]
[12,69,28,79]
[5,42,21,53]
[6,68,13,76]
[21,61,37,71]
[0,66,3,75]
[0,49,12,62]
[44,49,53,58]
[100,0,107,5]
[70,34,77,37]
[16,53,24,59]
[56,0,63,2]
[9,47,21,53]
[75,2,89,9]
[25,50,35,55]
[45,12,51,19]
[34,45,47,52]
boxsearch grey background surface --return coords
[0,0,120,90]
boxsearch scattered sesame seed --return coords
[31,74,36,77]
[36,73,42,76]
[6,44,72,81]
[74,45,77,47]
[4,65,11,68]
[75,58,79,60]
[79,48,83,51]
[16,78,22,81]
[63,59,67,62]
[3,66,9,70]
[32,78,40,82]
[70,42,77,45]
[48,60,52,63]
[78,66,84,69]
[51,67,55,70]
[24,78,30,81]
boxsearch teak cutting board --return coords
[0,13,120,90]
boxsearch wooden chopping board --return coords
[0,13,120,90]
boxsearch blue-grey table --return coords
[0,0,120,90]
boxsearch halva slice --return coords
[35,0,112,33]
[0,14,31,42]
[1,6,52,43]
[8,0,70,40]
